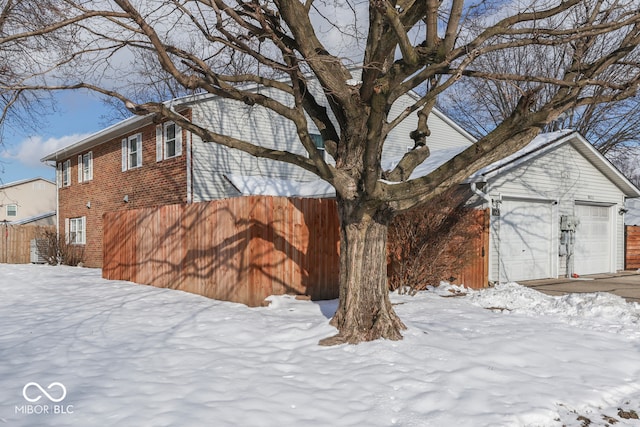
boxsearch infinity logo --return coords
[22,382,67,403]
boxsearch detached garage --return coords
[468,130,640,283]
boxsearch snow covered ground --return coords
[1,264,640,427]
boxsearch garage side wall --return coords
[484,143,626,282]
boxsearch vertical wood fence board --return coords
[210,199,232,302]
[135,207,153,286]
[182,202,207,296]
[455,209,490,289]
[248,197,266,305]
[125,210,138,283]
[103,211,119,280]
[180,202,197,295]
[0,225,52,264]
[215,199,239,302]
[308,198,321,295]
[169,204,186,289]
[294,198,311,294]
[626,226,640,270]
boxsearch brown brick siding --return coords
[58,113,190,267]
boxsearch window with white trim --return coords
[78,151,93,183]
[68,217,86,245]
[122,133,143,171]
[156,122,182,161]
[58,159,71,187]
[165,122,177,158]
[6,204,17,217]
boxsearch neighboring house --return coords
[466,130,640,282]
[41,90,475,268]
[0,178,56,226]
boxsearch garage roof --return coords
[468,130,640,198]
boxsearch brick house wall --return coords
[57,113,190,267]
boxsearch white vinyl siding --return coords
[190,88,474,201]
[485,142,627,281]
[156,122,182,161]
[122,133,143,171]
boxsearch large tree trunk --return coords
[320,199,407,345]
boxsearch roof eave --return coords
[570,133,640,198]
[39,95,206,163]
[40,113,155,163]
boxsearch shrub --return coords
[36,228,85,266]
[387,188,483,294]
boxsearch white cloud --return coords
[2,133,91,167]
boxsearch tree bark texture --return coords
[320,200,406,345]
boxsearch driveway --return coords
[519,271,640,303]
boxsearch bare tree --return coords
[441,10,640,159]
[2,0,640,344]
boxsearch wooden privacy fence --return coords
[626,225,640,269]
[103,197,341,306]
[450,209,490,288]
[103,197,490,306]
[0,225,53,264]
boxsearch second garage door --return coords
[499,199,554,282]
[574,203,612,275]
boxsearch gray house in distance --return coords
[0,178,56,226]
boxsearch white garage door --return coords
[499,199,553,282]
[574,204,612,275]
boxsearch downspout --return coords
[186,130,192,204]
[470,182,491,205]
[46,160,60,238]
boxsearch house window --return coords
[78,151,93,183]
[310,134,325,161]
[122,133,143,171]
[6,204,17,217]
[129,136,139,168]
[165,123,177,158]
[156,122,182,161]
[58,160,71,187]
[68,217,86,245]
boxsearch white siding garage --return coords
[498,199,554,282]
[574,203,614,275]
[472,131,640,284]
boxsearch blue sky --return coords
[0,91,113,185]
